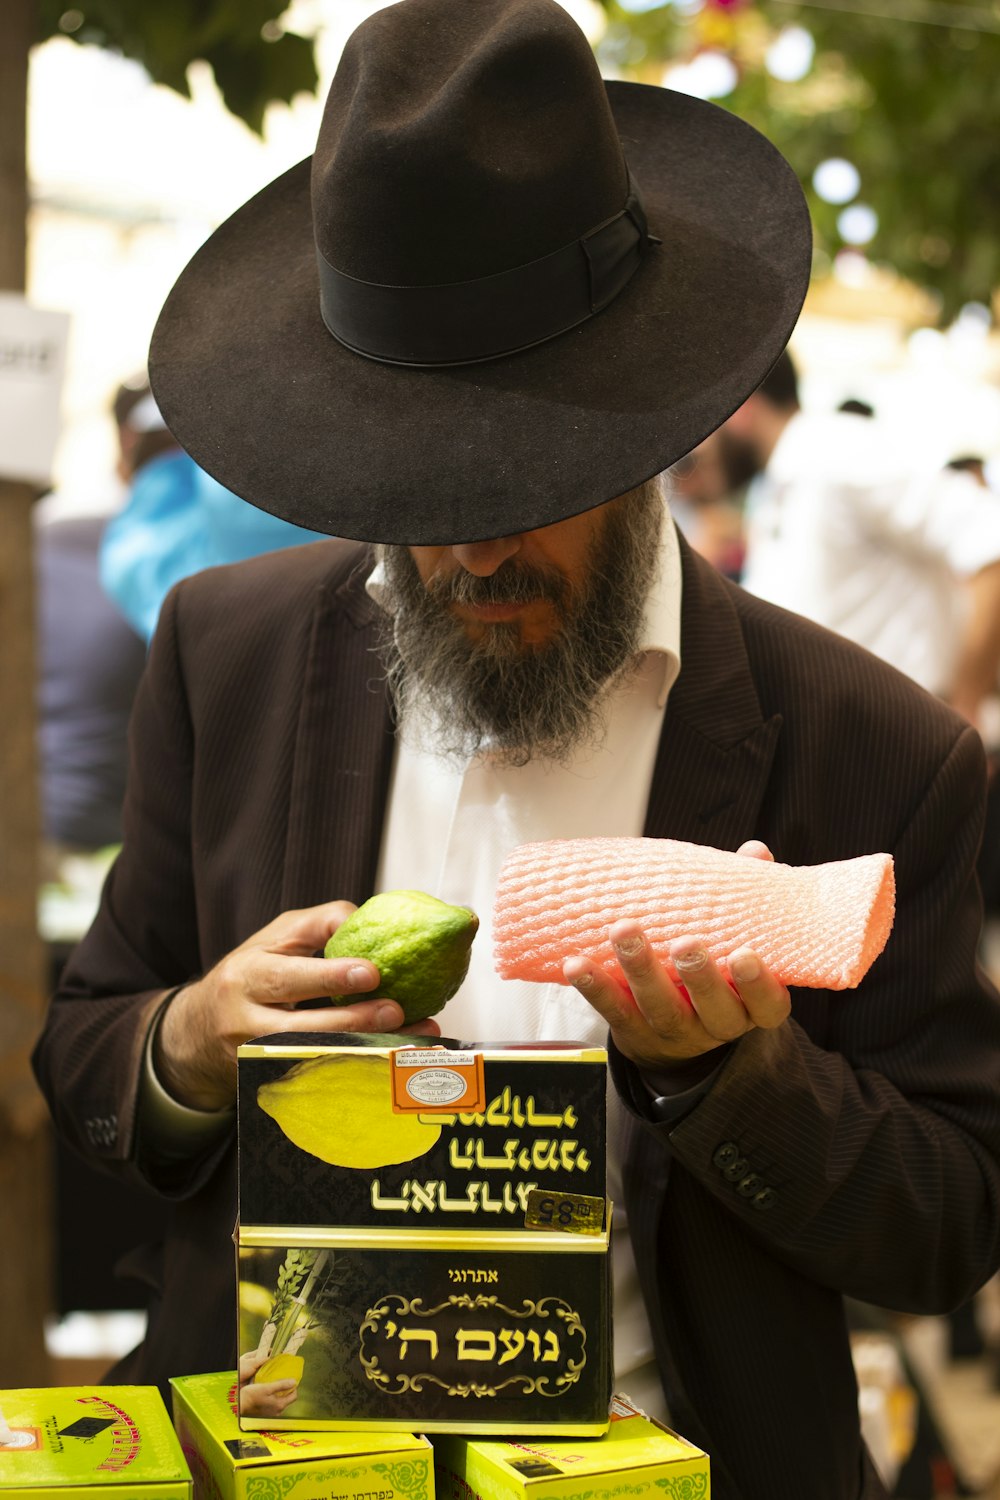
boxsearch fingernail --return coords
[375,1003,399,1029]
[729,953,759,984]
[348,964,376,986]
[613,934,643,958]
[674,947,707,972]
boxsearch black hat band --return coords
[316,171,657,368]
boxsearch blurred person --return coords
[113,374,178,479]
[34,382,153,872]
[99,389,328,641]
[946,457,1000,1371]
[733,371,1000,1385]
[732,350,1000,732]
[667,444,745,580]
[31,5,1000,1499]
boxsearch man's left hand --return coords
[562,840,791,1070]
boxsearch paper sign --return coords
[0,292,70,486]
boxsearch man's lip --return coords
[451,601,533,623]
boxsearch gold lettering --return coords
[408,1179,440,1212]
[398,1328,439,1360]
[497,1329,524,1364]
[371,1181,408,1210]
[456,1329,497,1361]
[448,1139,475,1169]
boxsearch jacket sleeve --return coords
[32,583,228,1198]
[612,721,1000,1313]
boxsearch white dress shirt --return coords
[370,510,682,1413]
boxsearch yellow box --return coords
[0,1386,191,1498]
[237,1034,612,1436]
[432,1394,710,1499]
[171,1371,434,1500]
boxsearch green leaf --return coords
[207,29,318,135]
[36,0,319,136]
[595,0,1000,319]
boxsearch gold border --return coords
[238,1223,611,1252]
[238,1043,607,1063]
[240,1416,611,1435]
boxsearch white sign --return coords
[0,293,71,486]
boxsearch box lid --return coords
[0,1387,190,1488]
[443,1394,707,1478]
[170,1372,430,1465]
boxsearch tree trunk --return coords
[0,0,54,1386]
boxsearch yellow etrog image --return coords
[324,888,478,1022]
[253,1352,304,1385]
[257,1051,442,1167]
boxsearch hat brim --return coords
[149,82,811,546]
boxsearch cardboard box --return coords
[171,1371,434,1500]
[238,1034,607,1233]
[432,1394,710,1499]
[237,1034,611,1435]
[0,1385,191,1497]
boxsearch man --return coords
[33,3,1000,1498]
[723,350,1000,730]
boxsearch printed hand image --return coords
[238,1248,348,1419]
[237,1348,300,1420]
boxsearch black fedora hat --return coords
[149,0,811,546]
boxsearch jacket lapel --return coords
[645,537,782,850]
[281,551,396,911]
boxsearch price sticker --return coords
[524,1187,605,1235]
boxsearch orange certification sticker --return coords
[390,1046,486,1114]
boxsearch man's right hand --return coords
[153,902,439,1111]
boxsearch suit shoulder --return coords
[169,538,372,631]
[732,578,970,758]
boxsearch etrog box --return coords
[0,1386,191,1498]
[236,1033,611,1436]
[171,1371,433,1500]
[432,1394,710,1500]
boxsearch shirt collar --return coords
[365,501,683,710]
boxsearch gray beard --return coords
[373,481,665,767]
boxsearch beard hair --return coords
[373,478,665,767]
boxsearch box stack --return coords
[236,1033,612,1435]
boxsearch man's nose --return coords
[450,536,522,576]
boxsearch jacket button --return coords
[752,1187,778,1211]
[84,1114,118,1149]
[723,1155,749,1182]
[737,1172,764,1197]
[712,1142,740,1170]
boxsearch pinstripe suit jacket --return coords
[35,534,1000,1500]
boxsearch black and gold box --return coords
[236,1033,611,1436]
